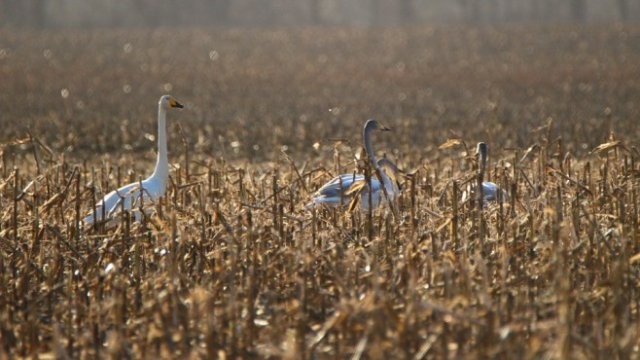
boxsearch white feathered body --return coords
[481,181,503,202]
[83,175,166,225]
[307,171,399,210]
[462,181,508,205]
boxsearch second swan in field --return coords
[476,142,508,203]
[307,119,400,210]
[84,95,183,226]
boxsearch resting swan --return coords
[307,119,400,210]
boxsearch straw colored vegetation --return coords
[1,25,640,358]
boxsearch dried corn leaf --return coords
[438,138,462,150]
[591,140,621,154]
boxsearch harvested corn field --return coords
[1,26,640,358]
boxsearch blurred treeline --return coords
[1,0,638,28]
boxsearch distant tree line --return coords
[0,0,637,28]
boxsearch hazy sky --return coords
[1,0,637,28]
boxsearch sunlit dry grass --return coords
[1,25,640,358]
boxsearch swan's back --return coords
[307,161,400,210]
[84,179,162,226]
[307,173,367,208]
[481,181,508,202]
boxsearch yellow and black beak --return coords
[170,98,184,109]
[380,125,391,131]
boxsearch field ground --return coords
[1,25,640,358]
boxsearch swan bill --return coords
[170,98,184,108]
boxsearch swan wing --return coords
[84,182,156,225]
[482,181,499,201]
[307,173,366,207]
[313,174,364,198]
[481,181,509,202]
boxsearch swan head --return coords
[159,95,184,111]
[364,119,390,133]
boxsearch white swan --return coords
[476,142,507,203]
[307,119,400,210]
[84,95,183,226]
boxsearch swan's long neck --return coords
[363,125,379,171]
[150,105,168,188]
[477,142,487,176]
